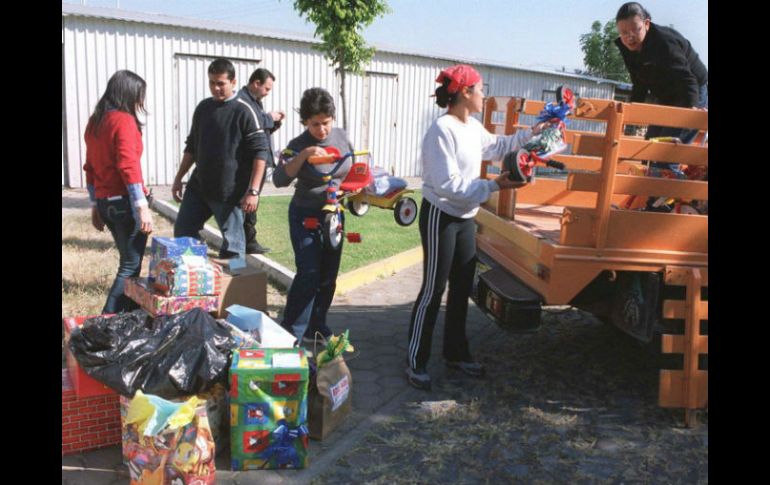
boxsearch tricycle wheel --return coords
[347,198,369,216]
[323,211,344,251]
[394,197,418,226]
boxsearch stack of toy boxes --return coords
[124,237,221,316]
[62,316,122,456]
[229,348,309,470]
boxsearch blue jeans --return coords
[647,83,708,171]
[174,185,245,258]
[97,196,148,314]
[281,202,344,341]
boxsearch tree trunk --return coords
[339,63,348,132]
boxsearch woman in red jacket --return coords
[84,70,153,313]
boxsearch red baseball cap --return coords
[436,64,482,94]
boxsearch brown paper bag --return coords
[308,355,352,440]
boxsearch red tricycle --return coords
[281,148,418,251]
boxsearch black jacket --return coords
[184,96,269,204]
[237,86,280,168]
[615,23,707,107]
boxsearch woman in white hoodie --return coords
[406,64,542,390]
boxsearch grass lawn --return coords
[172,191,423,275]
[62,189,422,318]
[62,206,178,318]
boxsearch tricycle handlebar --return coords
[307,150,370,165]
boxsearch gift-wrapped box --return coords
[124,277,218,317]
[229,348,309,470]
[148,237,208,283]
[152,256,223,297]
[121,392,216,485]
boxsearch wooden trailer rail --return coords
[659,266,708,426]
[478,96,708,424]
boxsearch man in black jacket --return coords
[237,68,286,254]
[172,58,270,260]
[615,2,707,151]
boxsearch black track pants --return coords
[407,198,477,370]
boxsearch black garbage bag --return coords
[68,308,236,399]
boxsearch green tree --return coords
[579,20,630,83]
[291,0,390,131]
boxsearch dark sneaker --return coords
[445,360,486,377]
[246,241,271,254]
[405,367,432,390]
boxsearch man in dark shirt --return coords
[172,58,270,260]
[237,68,286,254]
[615,2,707,153]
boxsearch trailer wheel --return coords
[394,197,418,226]
[347,198,369,216]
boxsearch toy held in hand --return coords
[504,86,573,182]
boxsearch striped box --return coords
[124,277,218,317]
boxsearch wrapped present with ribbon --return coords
[229,348,309,470]
[148,237,209,283]
[152,255,223,297]
[124,277,219,317]
[255,419,309,469]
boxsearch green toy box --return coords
[229,348,309,470]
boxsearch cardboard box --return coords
[215,266,267,318]
[229,348,309,470]
[61,369,121,456]
[124,277,219,316]
[63,316,118,399]
[148,237,208,283]
[225,305,295,348]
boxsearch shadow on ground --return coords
[313,307,708,485]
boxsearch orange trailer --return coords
[474,96,707,426]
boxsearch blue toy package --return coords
[504,86,574,183]
[148,237,209,282]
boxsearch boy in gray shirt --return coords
[273,87,354,344]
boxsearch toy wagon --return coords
[343,162,418,227]
[282,148,418,251]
